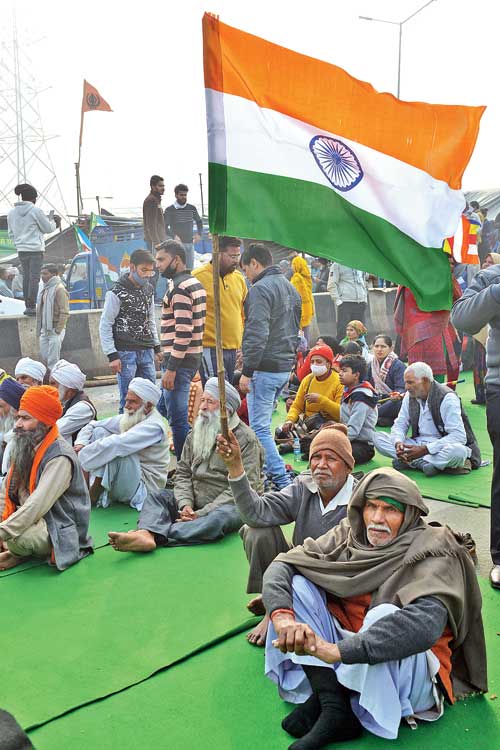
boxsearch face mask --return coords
[311,364,328,377]
[161,263,177,279]
[130,270,149,287]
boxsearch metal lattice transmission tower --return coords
[0,15,68,220]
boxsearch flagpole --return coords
[211,234,229,439]
[76,101,84,219]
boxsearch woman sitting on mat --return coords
[367,334,406,427]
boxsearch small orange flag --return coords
[81,80,112,113]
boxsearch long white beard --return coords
[192,409,221,461]
[0,412,16,438]
[119,405,148,433]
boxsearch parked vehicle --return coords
[66,223,146,310]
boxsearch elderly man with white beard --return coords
[0,385,92,571]
[76,377,169,510]
[0,379,26,476]
[49,359,96,444]
[108,377,264,552]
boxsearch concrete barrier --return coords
[314,287,397,342]
[0,288,397,378]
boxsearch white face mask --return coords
[311,364,328,377]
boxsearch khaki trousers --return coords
[7,518,51,559]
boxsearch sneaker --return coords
[443,459,472,475]
[23,308,36,316]
[422,462,440,477]
[392,458,410,472]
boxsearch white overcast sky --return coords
[2,0,499,220]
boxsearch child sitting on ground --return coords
[339,354,378,465]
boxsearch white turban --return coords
[204,377,241,414]
[51,359,86,391]
[15,357,46,383]
[129,377,162,406]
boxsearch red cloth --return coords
[19,385,63,426]
[328,593,454,702]
[237,396,249,425]
[394,285,462,378]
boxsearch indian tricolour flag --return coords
[202,14,485,311]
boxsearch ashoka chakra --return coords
[309,135,363,192]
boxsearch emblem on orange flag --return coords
[81,80,112,113]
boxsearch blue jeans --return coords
[247,370,291,489]
[117,349,156,413]
[199,348,237,388]
[183,242,195,271]
[162,366,196,459]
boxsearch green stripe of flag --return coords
[209,162,452,312]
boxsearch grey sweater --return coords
[451,265,500,386]
[228,471,355,545]
[262,560,448,664]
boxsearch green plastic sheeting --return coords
[28,582,500,750]
[0,504,137,578]
[1,535,256,728]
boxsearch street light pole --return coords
[359,0,436,98]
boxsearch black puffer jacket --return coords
[242,266,302,377]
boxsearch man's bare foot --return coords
[89,477,103,505]
[247,594,266,616]
[108,530,157,553]
[0,550,25,570]
[246,614,270,647]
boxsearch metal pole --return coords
[211,234,229,439]
[96,195,101,214]
[75,162,81,221]
[199,172,205,216]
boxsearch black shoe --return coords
[470,399,486,405]
[288,666,362,749]
[23,308,36,317]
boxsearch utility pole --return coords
[360,0,436,98]
[0,9,68,219]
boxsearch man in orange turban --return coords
[0,385,92,571]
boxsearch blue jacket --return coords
[242,266,302,377]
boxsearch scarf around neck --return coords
[371,351,398,395]
[40,275,61,333]
[3,425,59,520]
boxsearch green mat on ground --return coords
[0,503,137,578]
[273,372,493,508]
[1,534,257,728]
[28,581,500,750]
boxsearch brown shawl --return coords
[275,467,487,698]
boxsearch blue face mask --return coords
[131,270,149,287]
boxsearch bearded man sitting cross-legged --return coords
[76,377,169,510]
[108,377,264,552]
[0,385,93,571]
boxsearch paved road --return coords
[87,381,493,577]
